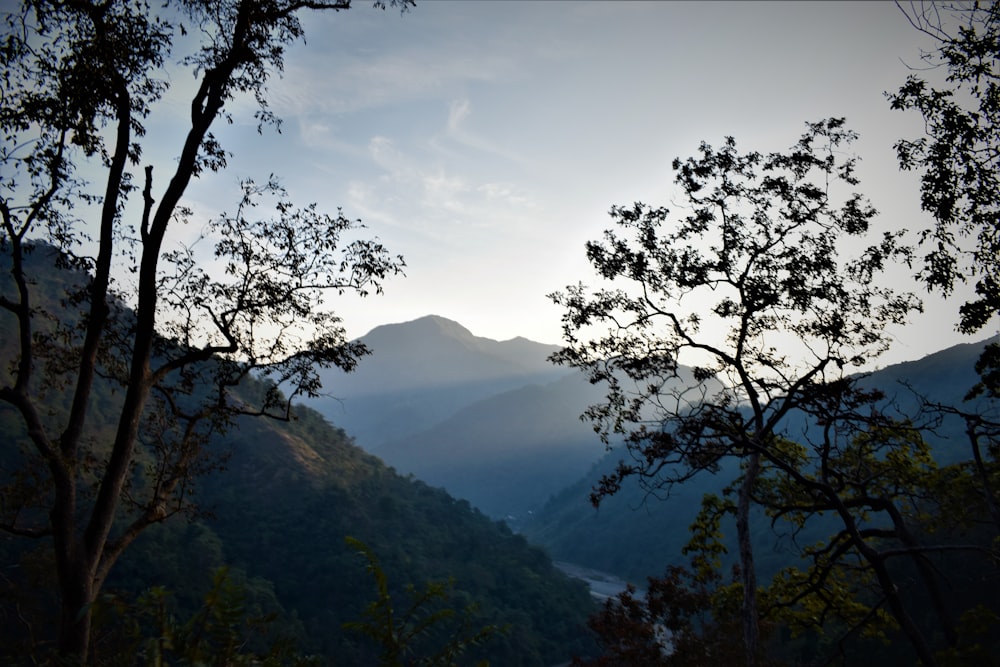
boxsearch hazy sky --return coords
[160,1,988,367]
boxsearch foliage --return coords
[574,494,760,667]
[96,567,317,667]
[752,420,945,661]
[553,4,1000,664]
[344,536,504,667]
[889,0,1000,398]
[570,410,1000,666]
[0,0,409,662]
[550,118,920,664]
[936,605,1000,667]
[574,569,744,667]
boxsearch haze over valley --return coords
[303,314,1000,581]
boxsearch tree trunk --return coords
[884,503,958,649]
[55,545,96,663]
[867,551,939,667]
[966,418,1000,532]
[736,450,761,667]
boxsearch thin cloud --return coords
[441,98,528,166]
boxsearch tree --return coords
[753,409,974,666]
[99,566,317,666]
[343,537,502,667]
[889,0,1000,398]
[0,0,409,662]
[573,494,748,667]
[549,118,919,666]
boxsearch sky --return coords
[149,0,992,368]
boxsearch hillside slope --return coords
[376,371,608,520]
[0,246,596,665]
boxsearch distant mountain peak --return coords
[364,314,475,342]
[412,314,476,338]
[310,315,566,401]
[503,335,549,345]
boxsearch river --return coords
[554,561,641,601]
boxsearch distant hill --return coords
[861,338,994,409]
[376,371,609,520]
[302,315,570,447]
[521,339,998,583]
[334,315,563,395]
[321,326,723,523]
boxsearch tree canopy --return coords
[550,118,922,665]
[553,3,1000,663]
[889,0,1000,397]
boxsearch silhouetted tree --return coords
[890,0,1000,398]
[344,537,502,667]
[753,407,980,666]
[574,496,748,667]
[0,1,409,662]
[550,118,919,666]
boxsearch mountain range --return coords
[303,315,997,585]
[305,315,569,448]
[300,315,607,520]
[304,315,731,522]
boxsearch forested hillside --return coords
[0,246,596,665]
[374,370,607,520]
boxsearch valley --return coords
[3,250,998,665]
[303,316,1000,586]
[300,315,609,521]
[554,562,634,602]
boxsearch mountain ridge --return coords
[375,370,609,519]
[337,314,565,395]
[302,314,571,448]
[522,336,999,583]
